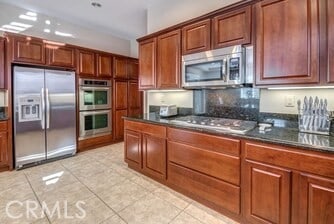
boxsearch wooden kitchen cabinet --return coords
[0,37,5,89]
[157,29,181,89]
[296,173,334,223]
[167,128,241,215]
[127,59,139,80]
[244,160,291,224]
[77,49,96,77]
[124,120,167,181]
[128,81,142,116]
[212,6,251,49]
[114,81,128,110]
[328,0,334,83]
[139,38,156,89]
[114,57,127,79]
[255,0,320,85]
[97,54,113,77]
[114,109,127,140]
[182,19,211,54]
[12,35,45,64]
[124,129,142,168]
[46,46,76,68]
[0,122,8,167]
[142,134,166,180]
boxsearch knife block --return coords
[298,111,331,135]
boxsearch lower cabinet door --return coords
[0,131,8,166]
[244,160,292,224]
[124,130,141,168]
[296,173,334,224]
[115,109,127,140]
[142,134,166,180]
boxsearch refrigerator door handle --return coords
[41,88,45,130]
[46,88,50,129]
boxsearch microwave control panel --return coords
[229,57,241,81]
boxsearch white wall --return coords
[147,0,241,33]
[0,91,7,106]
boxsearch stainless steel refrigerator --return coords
[13,66,76,169]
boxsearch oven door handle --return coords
[80,86,110,91]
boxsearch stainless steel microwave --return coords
[182,45,253,88]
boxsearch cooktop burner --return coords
[170,115,257,134]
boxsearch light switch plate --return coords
[285,95,295,107]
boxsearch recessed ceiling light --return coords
[55,31,73,37]
[2,25,26,31]
[10,22,32,28]
[45,20,51,25]
[44,28,50,33]
[26,11,37,17]
[91,2,102,7]
[19,14,37,21]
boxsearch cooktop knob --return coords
[192,121,197,124]
[200,121,206,125]
[210,123,215,126]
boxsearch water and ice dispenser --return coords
[18,95,42,122]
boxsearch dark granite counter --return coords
[124,114,334,154]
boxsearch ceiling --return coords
[0,0,164,40]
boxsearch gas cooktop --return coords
[169,115,257,134]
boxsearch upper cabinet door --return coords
[127,59,139,80]
[157,30,181,89]
[328,0,334,83]
[255,0,320,86]
[0,38,5,89]
[77,50,96,77]
[13,36,45,64]
[114,57,127,79]
[182,19,211,55]
[97,54,113,78]
[47,46,76,68]
[212,6,251,49]
[139,38,156,89]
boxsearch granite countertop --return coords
[124,114,334,154]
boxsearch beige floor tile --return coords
[118,193,181,224]
[29,170,78,195]
[170,212,203,224]
[67,160,109,178]
[0,182,35,210]
[24,162,66,181]
[100,214,127,224]
[130,175,160,192]
[97,179,149,212]
[50,196,115,224]
[184,203,238,224]
[0,170,29,192]
[78,169,126,193]
[60,154,92,170]
[36,182,95,208]
[153,187,191,210]
[109,163,140,179]
[0,197,46,224]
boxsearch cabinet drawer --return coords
[244,141,334,179]
[168,141,240,185]
[168,162,240,214]
[124,120,166,138]
[0,121,7,131]
[168,128,240,156]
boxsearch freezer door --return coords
[45,69,76,159]
[14,66,46,168]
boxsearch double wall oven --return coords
[79,79,112,139]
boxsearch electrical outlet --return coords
[285,95,295,107]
